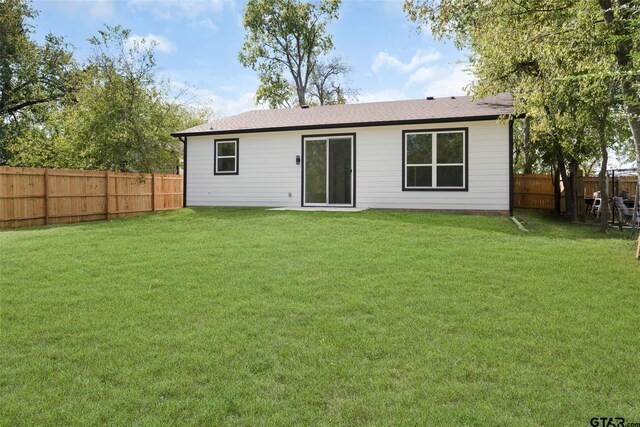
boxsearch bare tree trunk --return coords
[598,105,610,232]
[558,159,569,217]
[523,116,533,173]
[560,160,579,222]
[553,165,562,215]
[569,161,579,222]
[297,86,306,106]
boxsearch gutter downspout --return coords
[178,136,187,207]
[509,119,514,217]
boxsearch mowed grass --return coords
[1,208,639,426]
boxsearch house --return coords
[172,94,514,214]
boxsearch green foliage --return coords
[55,25,203,173]
[1,3,206,172]
[0,0,78,165]
[404,0,639,221]
[239,0,352,107]
[405,1,619,160]
[1,8,206,172]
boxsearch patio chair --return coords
[590,191,602,217]
[612,197,639,230]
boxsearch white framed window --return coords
[214,139,238,175]
[402,128,467,191]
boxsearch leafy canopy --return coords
[0,0,78,165]
[0,1,206,172]
[239,0,345,107]
[404,0,637,223]
[59,25,205,173]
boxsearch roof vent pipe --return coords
[426,96,434,100]
[301,104,310,109]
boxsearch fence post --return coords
[152,173,156,212]
[44,168,49,225]
[105,171,110,221]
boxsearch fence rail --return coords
[0,166,183,229]
[513,172,638,211]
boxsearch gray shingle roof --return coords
[172,93,513,137]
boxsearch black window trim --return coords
[214,138,239,175]
[402,127,469,192]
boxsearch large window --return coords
[402,129,467,190]
[214,139,238,175]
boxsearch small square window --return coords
[214,139,238,175]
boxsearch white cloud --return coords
[126,34,175,54]
[406,66,440,86]
[372,50,442,73]
[421,64,473,97]
[169,81,262,117]
[127,0,225,21]
[57,0,115,19]
[358,64,473,103]
[89,0,115,18]
[198,17,219,32]
[357,89,407,104]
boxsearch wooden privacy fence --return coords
[513,173,559,211]
[514,173,638,211]
[0,166,183,229]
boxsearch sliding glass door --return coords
[303,135,354,206]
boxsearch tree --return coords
[0,0,78,165]
[309,56,358,105]
[404,0,634,228]
[598,0,640,212]
[54,25,204,173]
[239,0,349,108]
[255,56,358,107]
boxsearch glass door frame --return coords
[301,133,356,207]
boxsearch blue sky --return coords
[32,0,472,117]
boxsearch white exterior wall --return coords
[185,120,510,211]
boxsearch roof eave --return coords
[171,114,511,138]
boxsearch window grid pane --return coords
[217,158,236,172]
[407,166,432,187]
[217,142,236,156]
[436,132,464,164]
[406,133,432,165]
[436,165,464,187]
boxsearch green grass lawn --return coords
[1,208,639,426]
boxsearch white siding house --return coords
[173,94,514,214]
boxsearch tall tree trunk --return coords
[557,156,570,218]
[559,160,578,222]
[523,116,533,173]
[553,165,562,215]
[569,161,579,222]
[297,86,306,106]
[597,104,610,233]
